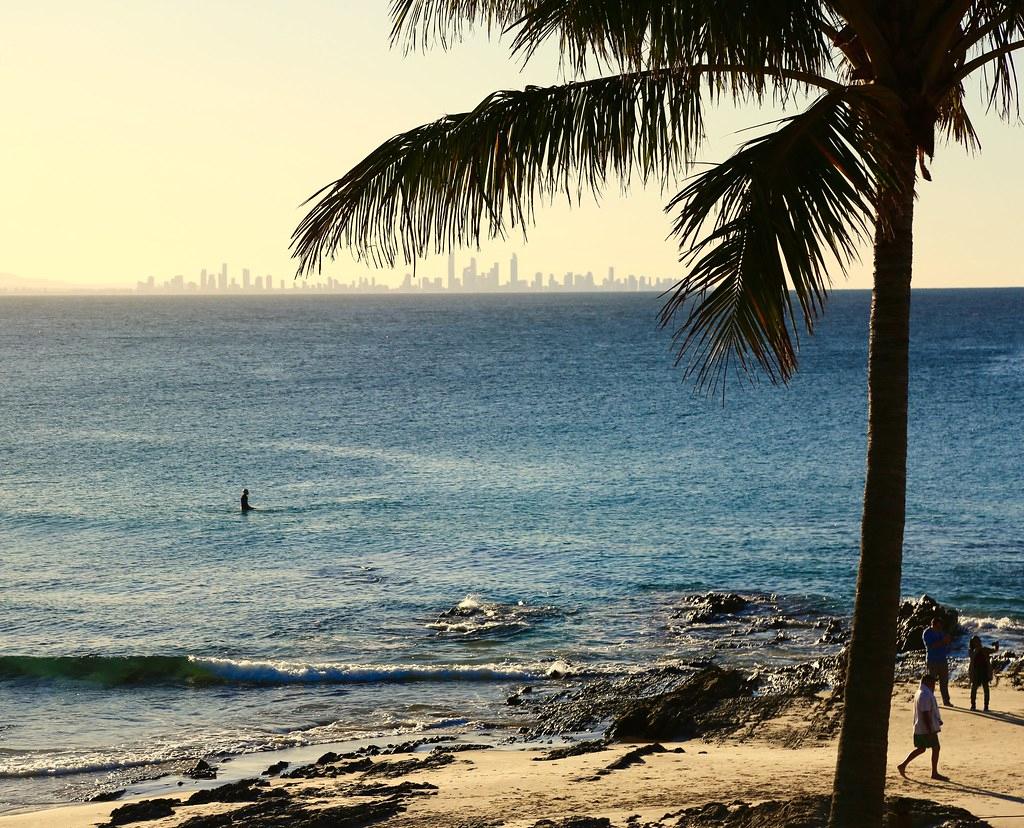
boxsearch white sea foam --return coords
[190,657,549,685]
[960,615,1024,637]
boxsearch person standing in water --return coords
[240,488,254,512]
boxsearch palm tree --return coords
[291,3,1024,825]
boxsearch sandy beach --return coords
[4,680,1020,828]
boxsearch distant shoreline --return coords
[3,285,1024,298]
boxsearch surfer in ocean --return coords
[240,488,254,512]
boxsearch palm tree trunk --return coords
[828,147,917,828]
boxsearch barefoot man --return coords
[897,673,948,781]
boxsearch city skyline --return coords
[5,4,1024,291]
[131,253,679,295]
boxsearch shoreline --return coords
[2,680,1021,828]
[3,594,1021,821]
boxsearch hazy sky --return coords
[3,2,1023,289]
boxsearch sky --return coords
[3,1,1023,290]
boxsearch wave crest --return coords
[0,655,554,688]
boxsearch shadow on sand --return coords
[947,706,1024,728]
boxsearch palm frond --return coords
[958,0,1024,118]
[292,70,704,274]
[508,0,835,87]
[659,89,890,393]
[389,0,527,51]
[936,83,982,150]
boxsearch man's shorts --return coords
[913,733,939,749]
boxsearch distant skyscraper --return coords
[447,252,456,290]
[242,268,251,291]
[462,257,478,291]
[217,264,228,291]
[509,253,519,286]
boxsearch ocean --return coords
[1,290,1022,810]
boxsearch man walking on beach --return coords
[897,674,948,781]
[922,617,953,706]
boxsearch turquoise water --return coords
[1,291,1021,806]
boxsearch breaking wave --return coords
[0,655,568,688]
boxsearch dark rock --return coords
[609,667,750,741]
[360,751,455,779]
[282,757,373,780]
[284,749,454,782]
[262,760,289,776]
[344,781,437,797]
[89,789,126,803]
[528,666,689,736]
[600,743,666,773]
[684,593,749,623]
[101,798,179,826]
[431,743,494,753]
[897,595,961,653]
[816,618,846,645]
[185,778,271,805]
[533,739,608,761]
[750,654,847,696]
[506,694,522,706]
[185,759,217,780]
[669,794,990,827]
[174,795,406,828]
[377,735,454,754]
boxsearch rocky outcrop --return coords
[533,740,608,761]
[184,759,217,780]
[174,796,406,828]
[599,743,670,774]
[897,595,961,653]
[101,798,179,826]
[683,593,749,623]
[185,778,281,806]
[532,819,611,828]
[609,667,751,741]
[663,794,989,826]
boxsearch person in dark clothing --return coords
[922,617,953,706]
[241,488,254,512]
[969,635,999,711]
